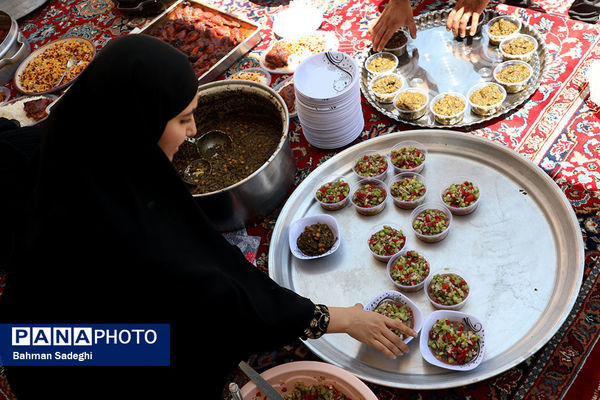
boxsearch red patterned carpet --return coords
[1,0,599,399]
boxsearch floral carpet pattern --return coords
[1,0,599,399]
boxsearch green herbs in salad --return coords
[374,300,414,339]
[354,153,388,177]
[428,319,480,365]
[369,225,406,256]
[296,223,335,257]
[284,382,349,400]
[412,209,449,236]
[390,146,426,170]
[352,183,387,208]
[390,176,426,202]
[316,179,350,204]
[428,273,469,305]
[389,250,430,286]
[442,180,479,208]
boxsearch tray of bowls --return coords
[269,130,583,389]
[359,9,550,128]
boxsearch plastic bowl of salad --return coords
[351,179,388,216]
[389,172,427,209]
[419,310,486,371]
[440,176,481,215]
[364,289,423,344]
[424,271,470,310]
[367,223,406,263]
[386,249,430,292]
[410,202,452,243]
[389,140,427,174]
[314,176,351,211]
[352,150,389,181]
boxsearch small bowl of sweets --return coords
[420,310,485,370]
[467,82,506,117]
[424,271,470,310]
[485,14,521,45]
[288,214,341,260]
[314,176,351,211]
[389,172,427,209]
[410,202,452,243]
[430,92,468,126]
[365,51,398,80]
[393,87,429,121]
[387,249,430,292]
[440,176,481,215]
[367,223,406,263]
[493,60,533,94]
[499,34,538,62]
[365,290,423,344]
[351,179,388,216]
[369,72,405,104]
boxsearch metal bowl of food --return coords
[0,10,30,86]
[173,80,293,231]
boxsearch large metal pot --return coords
[193,80,295,232]
[0,11,30,86]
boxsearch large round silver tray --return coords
[269,130,583,389]
[360,9,550,128]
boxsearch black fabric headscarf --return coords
[2,34,314,399]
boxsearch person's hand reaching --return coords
[369,0,417,52]
[328,304,418,359]
[446,0,489,38]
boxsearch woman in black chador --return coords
[0,34,415,399]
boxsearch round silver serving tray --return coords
[268,130,583,389]
[360,9,550,128]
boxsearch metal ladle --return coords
[182,130,233,186]
[182,158,211,186]
[186,129,233,158]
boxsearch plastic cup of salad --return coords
[351,178,388,216]
[386,249,430,292]
[314,176,351,211]
[410,202,452,243]
[440,176,481,215]
[352,150,389,181]
[367,223,407,263]
[389,172,427,209]
[484,14,522,46]
[499,34,538,62]
[424,271,470,310]
[389,140,427,174]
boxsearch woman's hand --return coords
[446,0,489,38]
[327,304,418,359]
[369,0,417,52]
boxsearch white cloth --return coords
[588,59,600,107]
